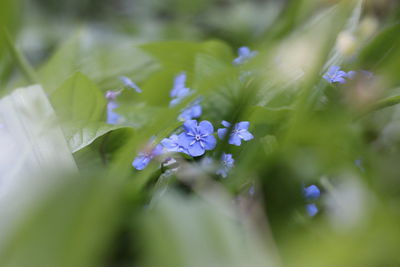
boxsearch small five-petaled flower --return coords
[178,120,217,157]
[323,66,348,84]
[217,121,254,146]
[132,144,163,170]
[216,153,235,178]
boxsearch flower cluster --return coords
[303,184,321,217]
[122,62,254,175]
[135,117,253,175]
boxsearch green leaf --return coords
[50,72,124,152]
[38,31,158,93]
[50,72,105,124]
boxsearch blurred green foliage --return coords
[1,0,400,267]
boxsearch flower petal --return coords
[188,141,205,157]
[183,120,198,134]
[120,76,142,93]
[237,121,250,130]
[203,135,216,150]
[178,132,191,149]
[229,134,242,146]
[306,203,318,217]
[240,130,254,141]
[199,120,214,135]
[304,185,320,200]
[328,66,340,75]
[217,128,228,139]
[107,101,121,124]
[161,138,176,150]
[132,155,151,170]
[152,144,164,157]
[238,46,251,57]
[221,120,231,127]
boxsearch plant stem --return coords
[3,28,38,84]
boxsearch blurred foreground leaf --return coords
[140,192,278,267]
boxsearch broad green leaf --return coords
[50,72,105,124]
[38,31,158,93]
[50,72,124,152]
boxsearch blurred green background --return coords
[1,0,400,267]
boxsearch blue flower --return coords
[216,153,234,178]
[233,46,258,65]
[306,203,318,217]
[120,76,142,93]
[161,134,189,154]
[106,101,121,124]
[105,90,121,100]
[323,66,348,84]
[169,72,193,107]
[105,90,123,124]
[178,120,217,157]
[170,72,189,98]
[179,100,202,121]
[132,144,163,170]
[303,185,320,201]
[217,120,254,146]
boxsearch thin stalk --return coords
[3,28,38,84]
[356,93,400,119]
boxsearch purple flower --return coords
[306,203,318,217]
[179,101,202,121]
[323,66,348,84]
[216,153,234,178]
[161,134,189,154]
[132,144,163,170]
[217,121,254,146]
[178,120,217,157]
[233,46,258,65]
[120,76,142,93]
[106,101,121,124]
[303,185,320,201]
